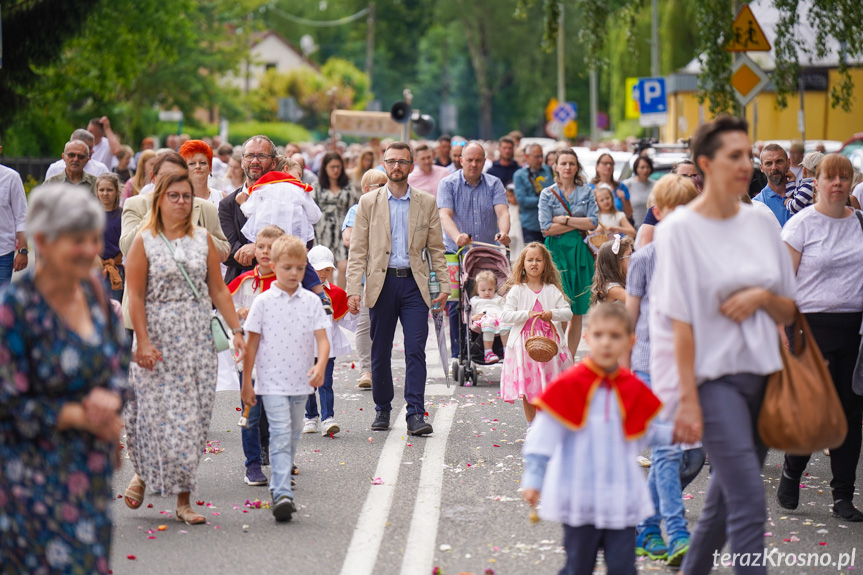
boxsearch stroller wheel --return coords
[450,359,460,382]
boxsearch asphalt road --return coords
[110,320,863,575]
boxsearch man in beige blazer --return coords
[119,152,230,329]
[346,142,449,436]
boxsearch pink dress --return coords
[500,296,572,403]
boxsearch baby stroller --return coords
[450,243,511,387]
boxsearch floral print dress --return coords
[0,271,130,574]
[124,229,218,496]
[313,184,356,261]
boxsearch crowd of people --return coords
[2,116,863,575]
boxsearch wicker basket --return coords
[524,317,559,363]
[589,232,608,250]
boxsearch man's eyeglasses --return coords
[65,153,88,160]
[452,141,467,147]
[166,192,193,204]
[243,153,273,162]
[383,159,412,167]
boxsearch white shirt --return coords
[45,158,109,180]
[750,199,782,233]
[651,204,796,386]
[0,165,27,255]
[852,182,863,209]
[91,138,113,166]
[211,157,228,180]
[781,207,863,313]
[469,294,505,317]
[244,284,330,396]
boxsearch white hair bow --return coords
[612,234,622,255]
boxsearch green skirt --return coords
[545,230,594,316]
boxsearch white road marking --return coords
[338,407,408,575]
[425,383,455,396]
[398,402,458,575]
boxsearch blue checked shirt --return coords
[626,242,656,374]
[436,171,508,253]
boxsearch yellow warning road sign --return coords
[726,4,771,52]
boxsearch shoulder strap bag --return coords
[159,232,231,352]
[851,210,863,395]
[758,308,847,454]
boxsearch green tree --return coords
[520,0,860,115]
[247,58,371,131]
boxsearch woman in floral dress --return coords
[123,172,246,525]
[0,185,130,574]
[313,151,357,288]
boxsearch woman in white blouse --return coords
[776,154,863,522]
[652,115,796,575]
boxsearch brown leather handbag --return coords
[758,309,847,455]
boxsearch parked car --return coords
[839,133,863,172]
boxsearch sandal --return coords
[176,504,207,525]
[124,474,146,510]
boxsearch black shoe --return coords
[371,410,391,431]
[407,414,433,436]
[261,446,270,467]
[832,499,863,521]
[292,464,299,476]
[272,495,296,522]
[777,470,800,510]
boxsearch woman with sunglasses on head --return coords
[623,155,655,228]
[313,152,357,289]
[123,172,246,526]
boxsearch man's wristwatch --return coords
[17,248,28,256]
[232,326,244,336]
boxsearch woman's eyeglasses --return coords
[166,192,193,204]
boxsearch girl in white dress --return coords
[594,184,636,238]
[469,270,510,363]
[522,304,671,575]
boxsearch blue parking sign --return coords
[637,78,667,114]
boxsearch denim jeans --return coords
[261,394,306,501]
[635,370,706,542]
[0,251,13,287]
[239,371,269,467]
[305,357,335,422]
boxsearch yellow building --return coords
[665,68,863,143]
[662,0,863,143]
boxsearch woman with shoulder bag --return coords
[652,116,796,575]
[776,154,863,521]
[537,149,598,355]
[123,172,246,525]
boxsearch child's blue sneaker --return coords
[667,535,690,567]
[635,530,668,560]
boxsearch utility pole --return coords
[651,0,660,139]
[557,2,565,104]
[365,2,375,92]
[590,67,598,146]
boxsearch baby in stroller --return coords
[470,270,510,363]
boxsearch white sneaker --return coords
[322,419,340,436]
[302,417,319,434]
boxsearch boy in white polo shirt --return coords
[242,235,330,522]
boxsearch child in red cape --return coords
[521,303,672,575]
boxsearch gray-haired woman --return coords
[0,185,130,573]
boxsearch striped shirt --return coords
[785,178,815,215]
[626,242,656,374]
[436,170,507,253]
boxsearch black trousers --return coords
[560,524,636,575]
[784,312,863,501]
